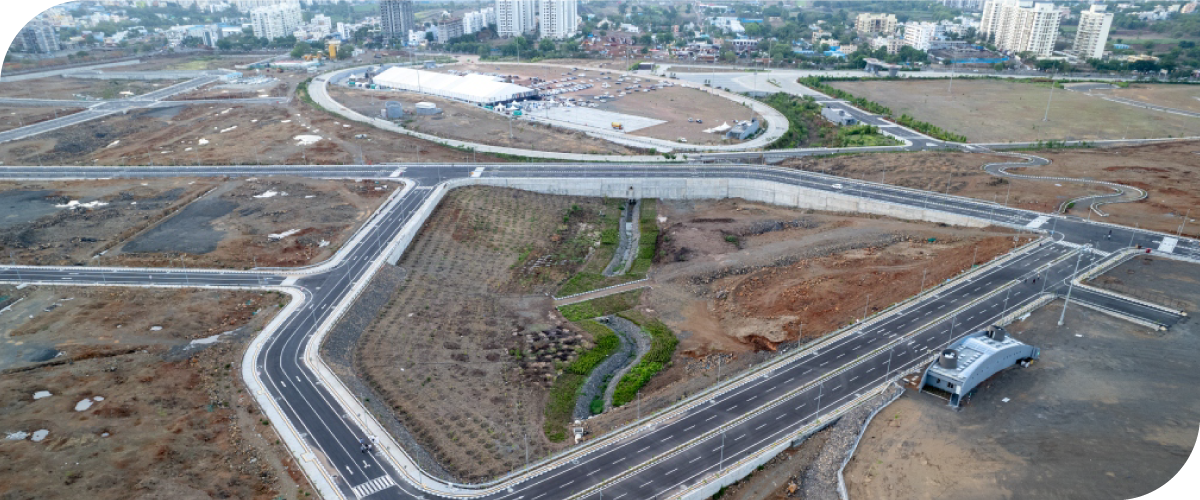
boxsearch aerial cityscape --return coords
[0,0,1197,499]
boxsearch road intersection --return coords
[0,161,1192,500]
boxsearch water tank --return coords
[384,101,404,119]
[938,349,958,370]
[987,326,1007,342]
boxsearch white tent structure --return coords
[371,67,538,105]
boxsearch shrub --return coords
[611,311,679,407]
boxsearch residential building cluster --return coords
[980,0,1061,57]
[249,0,302,40]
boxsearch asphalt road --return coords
[0,163,1192,500]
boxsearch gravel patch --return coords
[0,190,58,230]
[601,315,652,411]
[800,384,904,500]
[121,197,236,254]
[573,317,635,420]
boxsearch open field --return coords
[1087,83,1200,114]
[0,106,86,133]
[0,76,186,101]
[168,79,291,101]
[581,199,1023,436]
[0,284,302,499]
[438,62,761,145]
[328,86,639,155]
[780,140,1200,235]
[120,55,273,72]
[844,256,1200,500]
[0,97,504,166]
[0,176,393,268]
[327,187,623,481]
[827,79,1200,142]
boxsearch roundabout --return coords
[309,61,789,161]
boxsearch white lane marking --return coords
[350,475,395,498]
[470,166,486,178]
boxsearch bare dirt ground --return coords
[120,55,271,72]
[0,177,393,268]
[0,95,502,166]
[0,107,86,133]
[1090,83,1200,114]
[1014,141,1200,236]
[0,178,216,265]
[335,186,621,481]
[844,256,1200,500]
[0,77,186,101]
[781,140,1200,235]
[168,80,291,101]
[583,199,1025,436]
[828,79,1200,142]
[438,62,760,145]
[0,284,305,499]
[328,85,638,155]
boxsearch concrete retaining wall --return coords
[461,176,987,227]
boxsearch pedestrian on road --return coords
[1107,229,1112,240]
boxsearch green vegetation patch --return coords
[611,310,679,407]
[558,289,645,322]
[759,93,899,149]
[556,199,661,297]
[629,199,660,276]
[544,320,621,441]
[797,76,967,143]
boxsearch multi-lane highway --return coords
[0,162,1192,500]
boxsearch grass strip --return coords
[544,320,621,442]
[628,199,659,277]
[611,310,679,407]
[558,289,645,322]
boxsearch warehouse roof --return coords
[371,67,537,104]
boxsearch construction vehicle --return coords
[611,122,623,130]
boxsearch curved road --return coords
[981,150,1147,217]
[0,162,1193,500]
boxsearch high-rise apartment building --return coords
[250,0,302,41]
[496,0,536,37]
[235,0,295,10]
[904,22,941,51]
[854,13,897,34]
[1073,4,1113,60]
[981,0,1061,57]
[15,19,60,53]
[380,0,416,40]
[940,0,985,10]
[539,0,578,39]
[437,18,465,44]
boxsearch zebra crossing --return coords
[351,475,396,498]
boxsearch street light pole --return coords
[1178,208,1191,237]
[1042,70,1057,122]
[1058,246,1087,326]
[920,268,927,298]
[862,294,870,321]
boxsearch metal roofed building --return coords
[921,326,1039,407]
[370,67,538,104]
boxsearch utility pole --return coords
[1178,208,1192,237]
[8,249,22,282]
[1058,246,1088,326]
[718,431,725,473]
[920,268,928,298]
[1043,70,1057,122]
[862,294,870,321]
